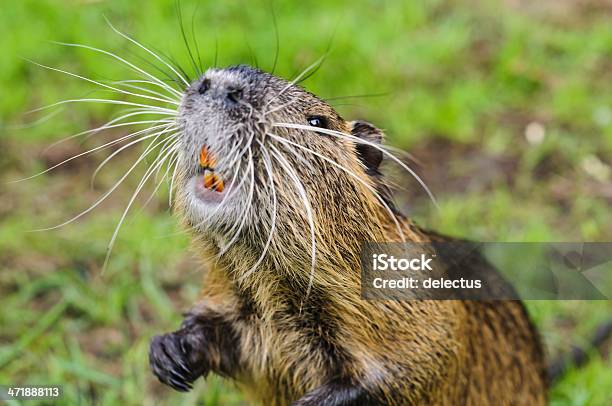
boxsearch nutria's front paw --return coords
[149,328,210,392]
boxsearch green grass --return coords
[0,0,611,404]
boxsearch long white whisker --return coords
[268,133,406,243]
[265,56,326,108]
[222,130,257,175]
[154,141,180,181]
[240,141,277,282]
[268,143,317,298]
[31,134,169,232]
[104,18,191,88]
[142,132,181,185]
[28,98,176,115]
[102,139,179,271]
[81,118,175,144]
[274,122,439,209]
[263,97,299,117]
[168,155,181,207]
[27,60,180,106]
[209,129,261,238]
[218,150,255,257]
[110,79,182,99]
[134,140,180,214]
[111,80,179,103]
[91,126,177,184]
[11,122,174,184]
[42,109,175,153]
[53,41,183,97]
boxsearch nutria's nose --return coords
[198,78,244,105]
[197,78,211,95]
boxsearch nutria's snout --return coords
[196,76,244,105]
[182,65,270,113]
[175,65,277,232]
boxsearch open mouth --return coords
[193,145,229,204]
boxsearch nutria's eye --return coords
[307,116,328,129]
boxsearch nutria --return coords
[148,64,548,405]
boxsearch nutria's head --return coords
[175,64,406,284]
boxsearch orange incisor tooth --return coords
[199,146,208,167]
[214,176,225,192]
[199,145,217,169]
[203,171,214,188]
[203,171,224,192]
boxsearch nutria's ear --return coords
[350,120,384,174]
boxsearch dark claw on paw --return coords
[149,332,204,392]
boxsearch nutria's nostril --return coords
[198,78,211,95]
[226,87,243,104]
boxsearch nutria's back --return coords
[149,64,547,405]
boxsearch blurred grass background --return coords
[0,0,611,404]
